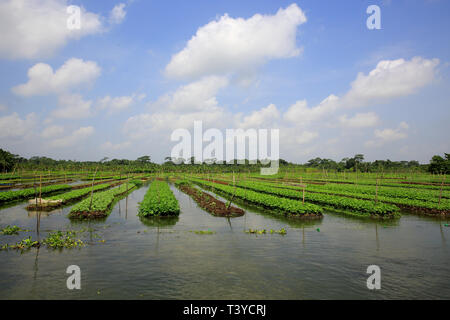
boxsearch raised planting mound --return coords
[69,183,137,219]
[229,180,399,219]
[0,184,72,205]
[175,180,244,217]
[190,179,322,218]
[26,183,114,210]
[138,180,180,217]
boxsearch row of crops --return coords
[0,184,72,204]
[69,183,139,218]
[237,179,450,214]
[189,178,323,217]
[138,180,180,217]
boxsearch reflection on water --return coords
[0,183,449,299]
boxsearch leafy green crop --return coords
[251,180,450,211]
[69,183,137,218]
[0,184,72,204]
[190,178,322,216]
[138,181,180,217]
[48,183,111,203]
[231,180,399,217]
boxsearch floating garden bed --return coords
[138,180,180,217]
[0,184,72,204]
[26,182,117,211]
[228,180,399,219]
[190,178,323,218]
[69,183,137,219]
[175,180,244,217]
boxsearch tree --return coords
[136,155,151,163]
[428,154,450,174]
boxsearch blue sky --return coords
[0,0,449,163]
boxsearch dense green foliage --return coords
[69,183,137,217]
[0,184,72,204]
[138,181,180,217]
[191,178,323,216]
[224,180,399,217]
[48,183,111,203]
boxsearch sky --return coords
[0,0,449,164]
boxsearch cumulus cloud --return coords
[235,104,280,129]
[282,57,438,128]
[165,3,306,79]
[41,125,65,139]
[51,94,93,119]
[109,3,127,24]
[150,76,229,112]
[124,76,230,139]
[0,112,37,139]
[365,122,409,147]
[338,112,380,128]
[49,126,94,148]
[283,95,339,126]
[343,57,439,108]
[97,95,135,114]
[0,0,102,59]
[12,58,101,96]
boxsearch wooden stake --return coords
[375,178,379,204]
[39,174,42,205]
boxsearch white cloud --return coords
[338,112,379,128]
[0,112,37,139]
[236,104,280,129]
[109,3,127,24]
[365,122,409,147]
[51,94,93,119]
[124,76,230,139]
[101,141,131,151]
[97,95,135,114]
[12,58,101,96]
[49,126,94,148]
[150,76,229,112]
[343,57,439,108]
[282,57,438,127]
[41,125,64,139]
[283,95,339,126]
[165,3,306,79]
[0,0,102,59]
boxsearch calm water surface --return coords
[0,183,449,299]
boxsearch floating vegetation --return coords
[175,180,244,217]
[245,228,287,235]
[190,178,322,218]
[1,230,93,251]
[0,184,72,204]
[42,231,84,249]
[191,230,216,235]
[0,225,28,235]
[69,183,137,219]
[138,180,180,217]
[1,236,40,250]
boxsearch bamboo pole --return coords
[39,174,42,205]
[88,166,98,211]
[375,178,379,204]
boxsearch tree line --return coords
[0,148,448,174]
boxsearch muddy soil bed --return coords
[178,184,244,217]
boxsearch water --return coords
[0,183,449,299]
